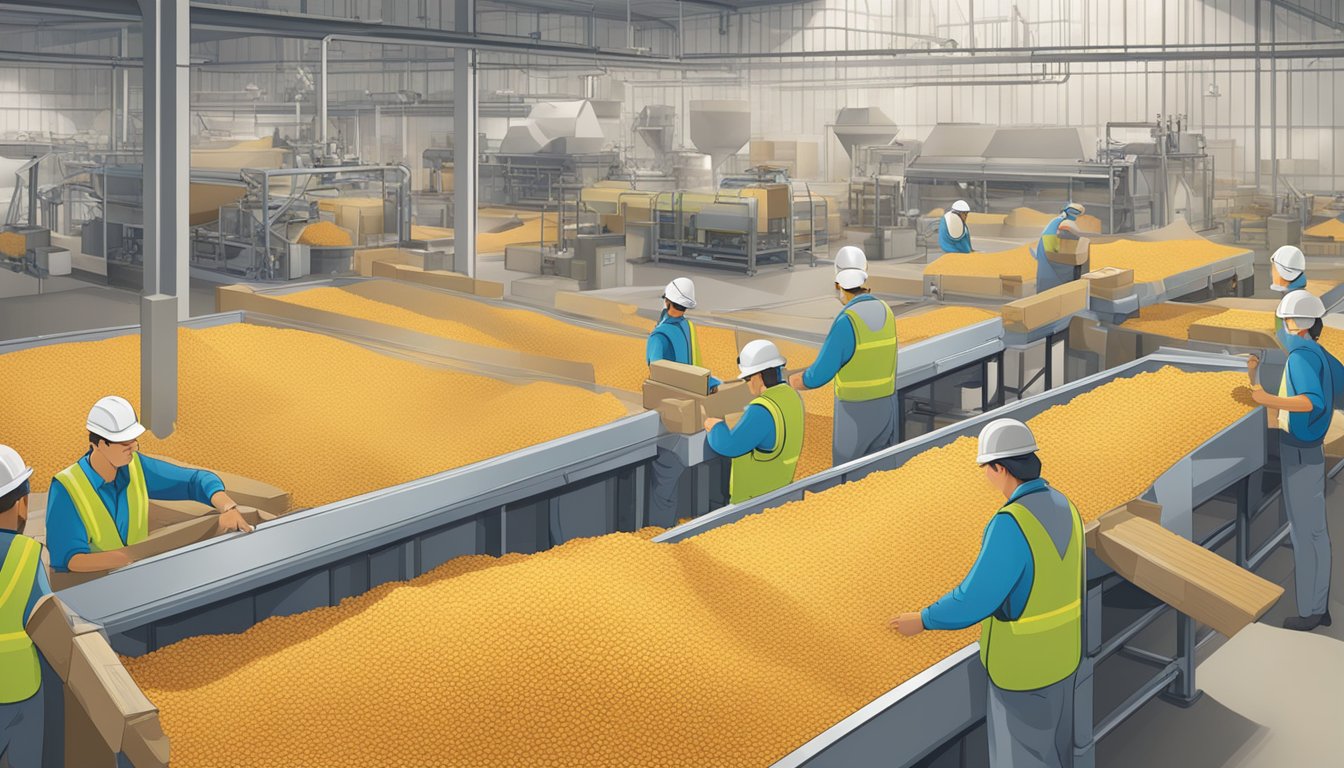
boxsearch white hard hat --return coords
[664,277,697,310]
[1275,289,1325,322]
[0,445,32,498]
[976,418,1039,464]
[834,245,868,290]
[87,395,146,443]
[951,200,971,213]
[736,339,786,379]
[1270,245,1306,281]
[1063,202,1086,216]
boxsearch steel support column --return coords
[453,0,478,277]
[138,0,189,437]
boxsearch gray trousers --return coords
[1282,442,1332,617]
[987,674,1075,768]
[0,687,44,768]
[833,394,897,467]
[649,447,686,529]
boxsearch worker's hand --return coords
[217,506,255,534]
[1246,353,1260,382]
[889,612,925,637]
[788,372,806,390]
[708,385,719,395]
[703,417,723,433]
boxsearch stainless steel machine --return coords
[905,117,1215,234]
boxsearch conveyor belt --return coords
[1091,247,1256,322]
[656,349,1268,767]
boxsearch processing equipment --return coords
[905,116,1215,234]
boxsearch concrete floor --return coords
[1098,466,1343,768]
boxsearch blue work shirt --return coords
[707,401,777,458]
[938,213,973,253]
[46,452,226,572]
[921,479,1053,631]
[647,314,722,391]
[801,295,886,389]
[0,530,52,625]
[1033,213,1078,292]
[1278,335,1342,446]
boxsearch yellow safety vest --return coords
[834,300,898,402]
[686,319,703,369]
[0,535,42,703]
[979,495,1084,691]
[728,384,805,505]
[53,454,149,552]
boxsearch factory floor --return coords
[1096,466,1344,768]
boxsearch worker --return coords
[647,277,727,526]
[45,395,254,575]
[705,340,805,505]
[939,200,974,253]
[1033,202,1087,292]
[1247,290,1343,631]
[891,419,1083,768]
[647,277,721,393]
[1269,245,1308,293]
[789,246,898,466]
[0,445,49,768]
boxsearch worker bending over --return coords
[892,419,1083,768]
[706,340,804,505]
[1033,203,1086,292]
[0,445,50,768]
[790,246,899,466]
[45,396,254,575]
[1248,290,1343,631]
[939,200,973,253]
[1269,245,1308,293]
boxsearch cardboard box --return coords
[1000,280,1088,334]
[50,517,224,590]
[1000,274,1027,299]
[65,682,117,768]
[655,397,698,434]
[1088,283,1135,302]
[1082,266,1134,290]
[867,273,925,297]
[122,712,170,768]
[649,360,711,396]
[67,632,158,753]
[1091,500,1283,638]
[149,500,274,530]
[1050,235,1090,266]
[26,595,100,681]
[642,380,756,430]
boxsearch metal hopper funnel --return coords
[689,100,750,181]
[832,107,899,166]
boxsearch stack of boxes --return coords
[641,360,755,434]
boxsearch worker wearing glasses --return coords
[45,395,253,576]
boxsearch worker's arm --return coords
[795,314,856,390]
[138,455,253,533]
[920,514,1031,631]
[706,404,776,459]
